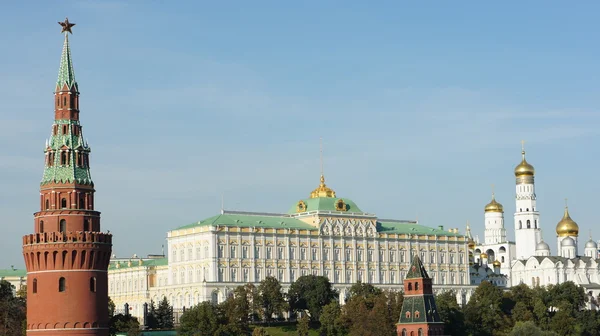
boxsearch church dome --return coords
[484,194,504,213]
[492,260,501,267]
[514,151,535,177]
[536,241,550,251]
[561,237,576,247]
[556,206,579,237]
[480,252,488,259]
[585,239,597,249]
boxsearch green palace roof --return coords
[108,257,168,271]
[175,211,462,237]
[0,269,27,278]
[287,197,363,214]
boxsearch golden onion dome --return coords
[309,175,336,198]
[480,252,488,259]
[492,260,501,267]
[468,240,476,250]
[514,149,535,177]
[484,194,504,213]
[556,206,579,237]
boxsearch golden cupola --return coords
[514,146,535,177]
[556,205,579,237]
[309,175,336,198]
[484,193,504,213]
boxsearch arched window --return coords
[415,282,419,290]
[60,151,67,165]
[502,256,505,262]
[527,220,531,229]
[83,219,90,232]
[402,329,407,336]
[90,277,96,292]
[45,199,49,210]
[415,311,420,318]
[63,97,67,106]
[33,279,37,294]
[80,197,85,209]
[535,220,538,228]
[59,219,66,233]
[418,328,423,336]
[59,277,66,292]
[526,208,529,212]
[408,283,412,291]
[39,221,44,233]
[405,311,411,318]
[61,198,67,209]
[519,220,522,229]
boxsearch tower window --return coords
[80,196,85,209]
[535,220,538,228]
[33,279,37,294]
[84,219,90,232]
[415,282,419,290]
[90,277,96,292]
[45,200,49,210]
[39,221,44,233]
[59,277,66,292]
[61,198,67,209]
[519,220,522,229]
[526,208,529,212]
[63,97,66,106]
[60,151,67,165]
[408,283,412,291]
[59,219,66,233]
[527,220,531,229]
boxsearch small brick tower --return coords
[22,18,112,336]
[397,256,444,336]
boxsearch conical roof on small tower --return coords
[397,256,444,335]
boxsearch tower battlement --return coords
[23,232,112,245]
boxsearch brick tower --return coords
[396,256,445,336]
[22,18,112,336]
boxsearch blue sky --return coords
[1,1,600,266]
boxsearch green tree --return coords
[0,280,26,336]
[348,281,382,300]
[464,281,511,336]
[435,290,465,336]
[108,297,116,318]
[218,285,253,335]
[319,301,344,336]
[258,276,287,323]
[509,321,557,336]
[145,300,158,329]
[576,310,600,336]
[297,314,310,336]
[109,314,141,336]
[156,296,174,329]
[178,301,220,336]
[288,275,338,321]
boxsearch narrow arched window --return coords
[59,277,66,292]
[63,97,66,106]
[45,200,50,210]
[519,220,522,229]
[415,282,419,290]
[59,219,66,233]
[418,328,423,336]
[61,198,67,209]
[90,277,96,292]
[33,279,37,294]
[80,197,85,209]
[527,220,531,229]
[83,219,90,232]
[60,151,67,165]
[408,283,412,291]
[402,329,407,336]
[39,221,44,233]
[535,220,538,229]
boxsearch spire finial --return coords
[521,140,526,158]
[58,17,75,35]
[491,184,495,198]
[319,137,324,177]
[565,197,568,209]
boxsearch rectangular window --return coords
[230,246,236,258]
[301,248,306,260]
[277,247,283,259]
[334,249,340,261]
[357,250,363,262]
[389,251,395,262]
[242,246,248,259]
[368,250,373,262]
[400,251,405,263]
[290,248,296,260]
[218,246,224,258]
[254,246,260,259]
[323,250,329,261]
[312,248,317,260]
[267,247,272,259]
[379,250,384,262]
[346,250,352,261]
[430,252,436,264]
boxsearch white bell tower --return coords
[514,141,542,259]
[484,186,506,245]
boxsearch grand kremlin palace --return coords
[104,175,490,320]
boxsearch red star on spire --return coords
[58,17,76,34]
